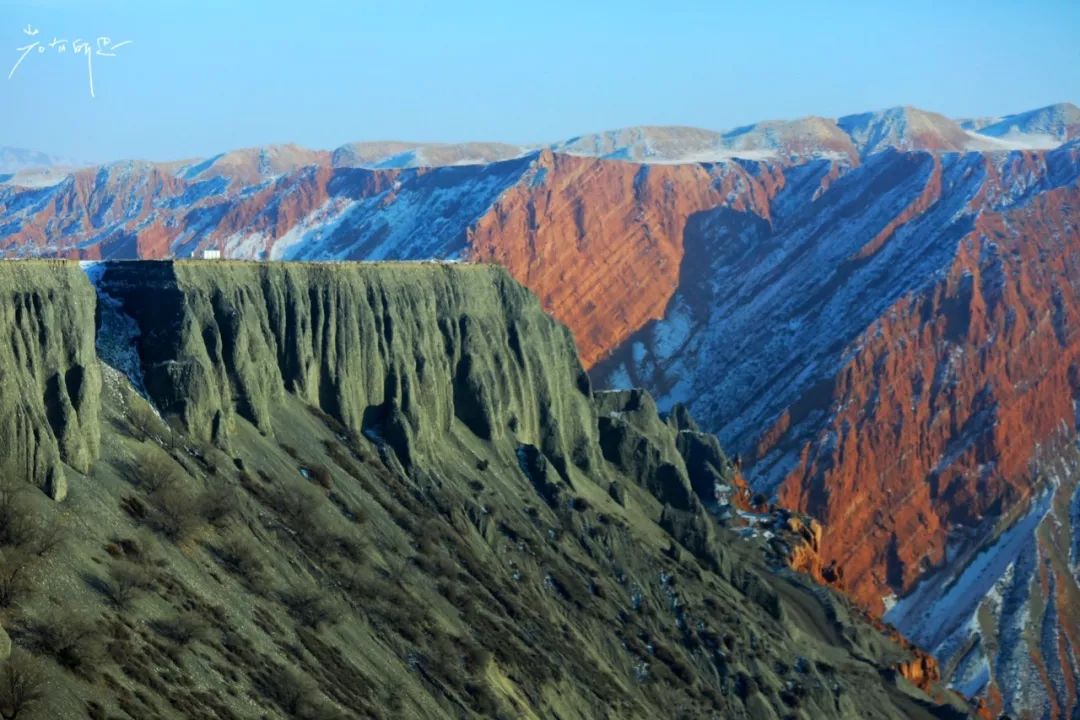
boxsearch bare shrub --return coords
[273,483,325,537]
[0,649,48,719]
[21,610,103,678]
[21,518,67,560]
[113,530,160,566]
[146,483,202,542]
[214,534,267,590]
[103,560,155,609]
[0,482,67,608]
[127,400,162,442]
[130,448,184,494]
[0,550,32,608]
[198,482,242,528]
[281,585,344,629]
[152,611,213,647]
[0,481,33,548]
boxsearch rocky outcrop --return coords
[779,515,830,584]
[594,389,698,511]
[667,404,750,510]
[0,261,100,497]
[897,651,942,693]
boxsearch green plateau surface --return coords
[0,261,972,719]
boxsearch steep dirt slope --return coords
[0,260,972,719]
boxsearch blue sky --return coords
[1,0,1078,162]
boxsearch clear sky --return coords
[2,0,1078,163]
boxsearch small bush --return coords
[0,481,67,568]
[462,641,492,676]
[214,534,267,589]
[237,470,261,495]
[21,611,103,678]
[0,549,32,608]
[0,649,48,718]
[382,555,413,587]
[323,441,365,479]
[333,565,381,597]
[22,519,67,559]
[652,642,695,684]
[273,483,325,537]
[127,400,163,442]
[258,665,332,719]
[546,567,592,608]
[423,632,461,685]
[116,531,160,565]
[310,465,333,489]
[131,448,184,494]
[146,483,202,541]
[103,560,155,609]
[198,482,242,528]
[0,482,34,548]
[281,585,344,629]
[153,611,213,647]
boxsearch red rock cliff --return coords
[467,151,729,367]
[775,178,1080,612]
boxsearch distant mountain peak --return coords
[974,101,1080,145]
[836,106,972,156]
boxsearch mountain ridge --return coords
[6,102,1074,183]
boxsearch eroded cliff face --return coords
[0,261,100,497]
[776,180,1080,609]
[467,151,734,366]
[96,261,598,477]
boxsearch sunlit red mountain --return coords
[3,101,1080,717]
